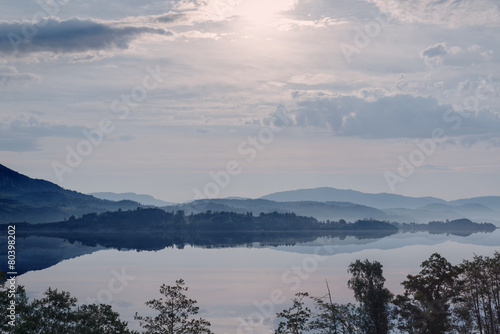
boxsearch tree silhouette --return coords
[0,282,135,334]
[275,292,312,334]
[309,281,360,334]
[347,259,393,334]
[393,253,461,334]
[135,279,212,334]
[454,252,500,333]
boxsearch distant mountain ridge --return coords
[260,187,447,209]
[449,196,500,209]
[0,164,140,223]
[90,192,175,207]
[260,187,500,210]
[163,198,389,222]
[259,187,500,225]
[1,164,499,225]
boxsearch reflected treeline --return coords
[4,230,395,276]
[14,229,397,252]
[1,208,496,276]
[393,218,496,236]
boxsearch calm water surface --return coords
[17,230,500,333]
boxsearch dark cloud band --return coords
[0,18,171,55]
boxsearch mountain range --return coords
[1,163,499,225]
[0,164,140,223]
[89,192,175,207]
[262,188,500,224]
[162,198,389,222]
[260,187,500,210]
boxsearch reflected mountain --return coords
[0,208,495,276]
[2,226,497,277]
[4,229,397,276]
[0,235,105,275]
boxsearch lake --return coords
[12,229,500,333]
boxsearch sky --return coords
[1,0,500,203]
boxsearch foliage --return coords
[275,292,312,334]
[0,274,30,334]
[392,253,461,334]
[2,251,500,334]
[309,282,361,334]
[454,252,500,334]
[75,304,137,334]
[347,259,393,334]
[134,279,212,334]
[18,208,399,233]
[0,280,136,334]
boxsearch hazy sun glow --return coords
[233,0,297,27]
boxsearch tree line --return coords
[15,207,495,235]
[276,252,500,334]
[1,252,499,333]
[16,208,399,233]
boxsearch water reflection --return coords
[2,227,497,276]
[14,230,500,333]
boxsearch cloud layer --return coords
[0,66,39,85]
[293,95,500,140]
[0,114,87,151]
[0,18,170,55]
[367,0,500,27]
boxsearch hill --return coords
[449,196,500,211]
[89,192,175,207]
[2,163,498,225]
[163,198,389,222]
[0,164,140,223]
[16,208,398,234]
[260,187,446,209]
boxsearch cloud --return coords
[420,42,493,67]
[420,42,449,66]
[153,12,187,23]
[0,66,40,85]
[0,135,39,152]
[0,18,171,56]
[179,30,219,40]
[459,134,500,148]
[288,73,336,85]
[422,43,448,58]
[0,114,88,152]
[293,94,500,139]
[422,164,452,171]
[367,0,500,27]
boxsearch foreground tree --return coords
[0,273,30,333]
[309,281,360,334]
[135,279,212,334]
[275,292,312,334]
[76,303,137,334]
[393,253,461,334]
[454,252,500,334]
[0,276,135,334]
[347,259,393,334]
[22,288,78,333]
